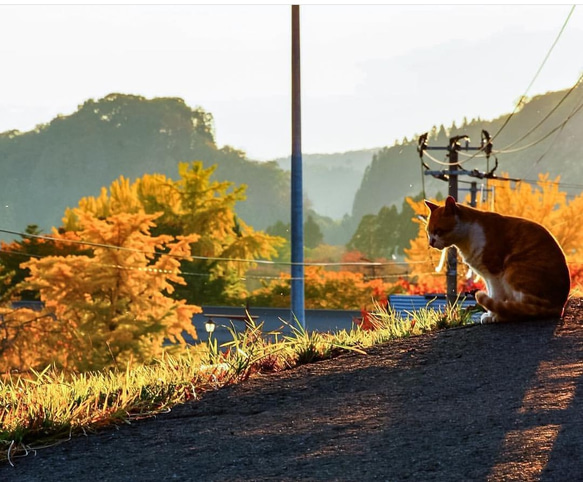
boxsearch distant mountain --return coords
[351,84,583,221]
[0,94,290,237]
[274,149,378,219]
[2,87,581,249]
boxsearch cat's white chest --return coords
[457,222,488,275]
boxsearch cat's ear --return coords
[424,200,439,212]
[444,196,458,215]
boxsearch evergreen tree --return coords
[304,215,324,249]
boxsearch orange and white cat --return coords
[424,196,570,323]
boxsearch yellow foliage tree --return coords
[62,162,284,304]
[405,173,583,294]
[0,307,65,373]
[4,211,201,372]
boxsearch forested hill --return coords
[0,94,290,235]
[351,84,583,221]
[2,87,582,244]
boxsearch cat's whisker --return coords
[435,249,447,273]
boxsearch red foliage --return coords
[353,307,376,331]
[394,275,485,297]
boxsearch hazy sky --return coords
[1,3,581,161]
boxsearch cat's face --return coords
[424,197,459,250]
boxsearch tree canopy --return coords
[0,161,284,372]
[1,211,200,372]
[62,161,284,305]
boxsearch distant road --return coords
[191,306,362,345]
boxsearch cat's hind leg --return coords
[476,290,498,323]
[476,289,560,322]
[479,311,496,324]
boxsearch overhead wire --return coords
[457,151,489,160]
[423,149,489,167]
[495,72,583,152]
[494,98,583,154]
[0,227,430,271]
[424,91,583,170]
[0,244,422,285]
[509,74,583,181]
[0,223,440,292]
[489,5,576,143]
[422,10,583,191]
[421,5,577,170]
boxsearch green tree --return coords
[396,194,423,253]
[266,221,290,240]
[266,221,291,263]
[346,205,400,259]
[347,214,378,258]
[347,196,422,260]
[375,205,401,255]
[304,215,324,249]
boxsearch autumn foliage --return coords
[247,266,402,311]
[0,162,283,373]
[0,211,200,372]
[63,162,284,304]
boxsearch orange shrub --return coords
[248,266,401,310]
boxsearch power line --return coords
[422,148,483,167]
[0,228,304,268]
[496,72,583,153]
[0,227,430,269]
[520,80,583,180]
[423,66,583,170]
[490,5,576,142]
[494,98,583,155]
[0,245,422,285]
[423,6,580,171]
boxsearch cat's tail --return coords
[475,290,564,322]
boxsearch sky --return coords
[0,3,582,161]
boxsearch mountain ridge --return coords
[1,86,582,247]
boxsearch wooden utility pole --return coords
[419,134,475,305]
[418,130,509,304]
[445,136,465,305]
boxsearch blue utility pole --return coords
[291,5,305,328]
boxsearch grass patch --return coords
[0,302,476,465]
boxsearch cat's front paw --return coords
[480,311,497,324]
